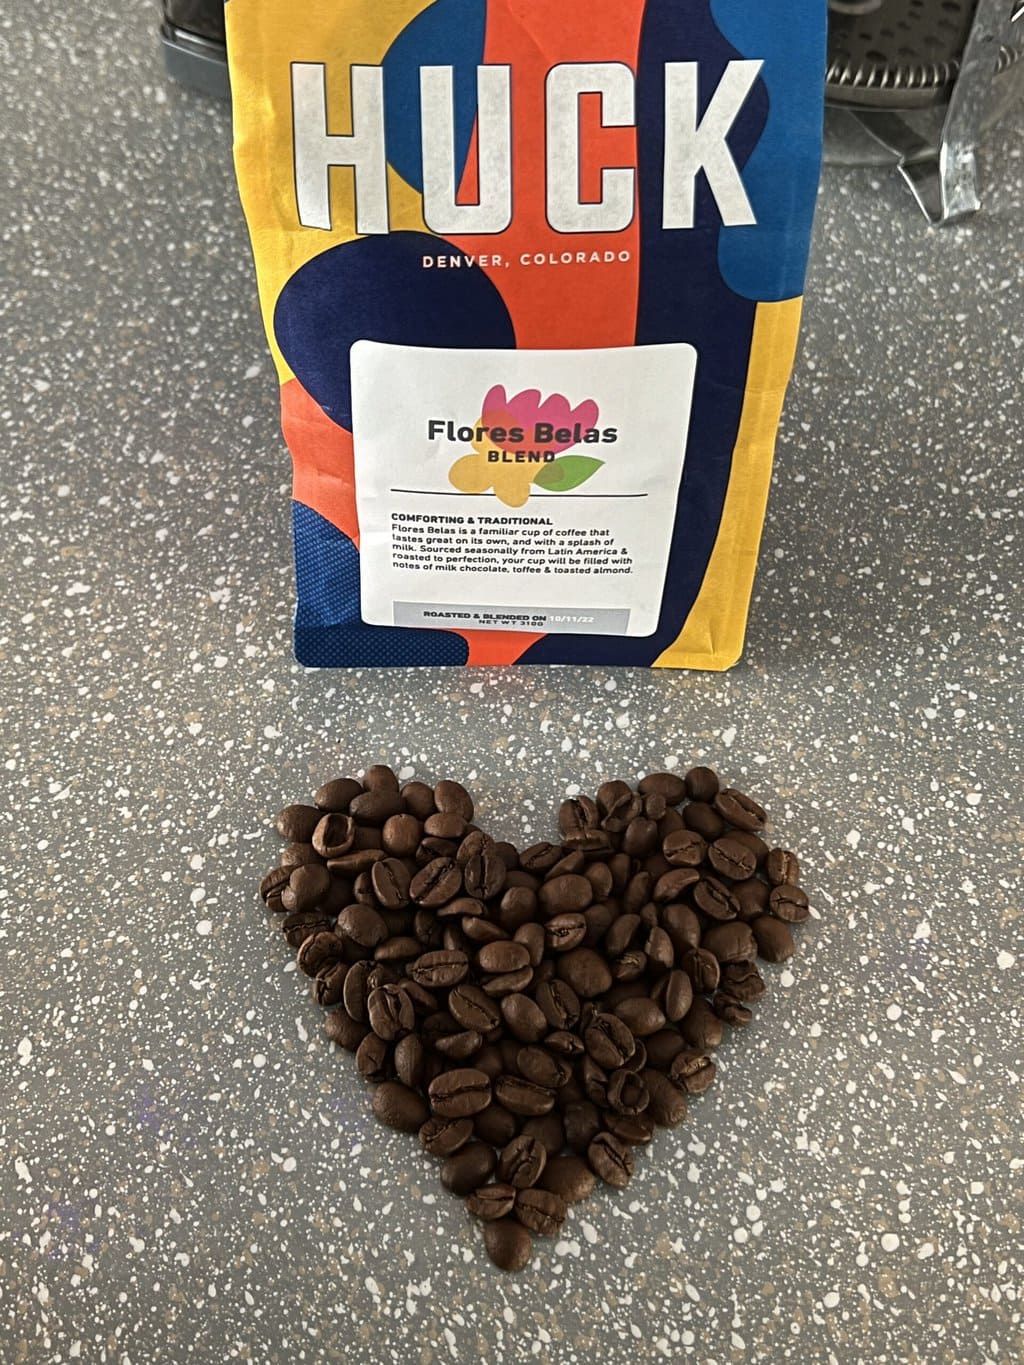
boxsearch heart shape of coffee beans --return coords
[258,765,811,1271]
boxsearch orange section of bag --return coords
[449,0,646,350]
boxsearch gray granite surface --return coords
[1,5,1022,1363]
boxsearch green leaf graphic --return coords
[533,456,604,493]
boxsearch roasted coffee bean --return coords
[493,841,519,870]
[752,915,795,962]
[683,801,726,841]
[372,1080,427,1132]
[622,817,659,858]
[584,1012,636,1069]
[434,1029,483,1061]
[534,979,581,1032]
[275,804,322,843]
[693,876,740,921]
[422,812,467,841]
[355,1031,392,1082]
[643,1069,688,1127]
[713,993,753,1026]
[729,830,770,867]
[323,1008,369,1052]
[610,948,647,982]
[494,1075,556,1116]
[769,883,810,923]
[642,792,668,822]
[360,764,398,794]
[520,1113,565,1157]
[658,806,687,839]
[653,868,700,904]
[604,1111,656,1145]
[514,1187,566,1236]
[463,849,506,900]
[655,969,693,1022]
[660,901,702,954]
[683,765,719,802]
[410,857,463,908]
[557,948,612,999]
[708,836,758,882]
[447,983,501,1032]
[680,947,720,994]
[416,836,458,866]
[311,813,356,859]
[497,1134,548,1189]
[669,1052,717,1095]
[434,779,474,820]
[391,1032,425,1088]
[644,1028,687,1071]
[260,865,292,905]
[408,949,469,989]
[720,960,766,1002]
[765,848,800,886]
[285,863,331,912]
[467,1183,517,1220]
[296,930,346,977]
[540,1154,596,1204]
[588,1132,634,1187]
[645,925,675,972]
[483,1218,533,1272]
[563,1101,602,1153]
[702,922,758,964]
[280,841,324,870]
[314,777,363,813]
[369,857,412,910]
[441,1140,496,1195]
[516,1047,571,1091]
[714,787,767,832]
[429,1068,492,1118]
[581,1056,609,1106]
[638,771,686,804]
[606,1068,649,1116]
[474,1103,519,1146]
[325,848,387,877]
[601,791,642,834]
[498,887,538,934]
[478,941,530,975]
[313,961,348,1007]
[538,875,593,917]
[513,921,545,969]
[336,903,388,949]
[584,862,614,899]
[558,796,600,843]
[367,984,413,1040]
[582,901,618,947]
[419,1114,473,1158]
[604,913,641,959]
[679,997,725,1051]
[500,993,548,1043]
[519,842,562,873]
[397,780,434,819]
[544,1030,584,1060]
[342,959,373,1021]
[612,997,667,1038]
[435,894,485,923]
[596,779,633,814]
[662,829,707,867]
[282,909,332,949]
[348,788,405,825]
[480,966,535,997]
[733,877,770,920]
[543,913,587,954]
[375,934,421,963]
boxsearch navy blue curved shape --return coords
[273,232,516,431]
[292,503,468,667]
[381,0,488,193]
[522,0,767,665]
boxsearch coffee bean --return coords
[584,1012,636,1069]
[645,926,675,972]
[752,915,795,961]
[416,836,457,866]
[682,765,719,802]
[643,1069,688,1127]
[496,1134,548,1189]
[584,862,614,899]
[669,1051,717,1095]
[410,858,462,908]
[516,1047,571,1091]
[361,764,399,794]
[558,796,599,843]
[644,1029,687,1071]
[539,1154,595,1204]
[679,947,720,994]
[313,962,348,1007]
[323,1009,369,1052]
[296,930,346,977]
[500,993,548,1044]
[375,935,421,963]
[538,875,593,916]
[520,1113,565,1157]
[407,949,469,989]
[714,787,767,832]
[622,817,659,858]
[483,1218,533,1272]
[514,1187,566,1236]
[612,997,667,1038]
[325,848,387,876]
[683,801,726,841]
[519,842,562,873]
[534,979,580,1031]
[367,984,413,1040]
[349,790,405,825]
[601,791,642,834]
[441,1141,496,1195]
[713,993,753,1026]
[418,1114,473,1158]
[693,876,740,921]
[463,849,506,900]
[587,1132,634,1187]
[702,922,757,964]
[434,1029,483,1060]
[660,902,701,954]
[429,1068,492,1118]
[284,863,330,912]
[707,836,758,882]
[372,1080,427,1132]
[279,842,324,870]
[312,813,356,859]
[733,877,770,920]
[342,959,372,1021]
[369,857,412,910]
[606,1068,649,1116]
[477,941,530,975]
[274,804,322,842]
[397,780,435,819]
[563,1101,602,1153]
[581,1055,609,1106]
[312,777,362,812]
[720,960,766,1002]
[260,865,291,905]
[282,909,331,949]
[446,983,499,1033]
[679,997,724,1051]
[604,1111,656,1145]
[656,969,693,1022]
[355,1032,392,1082]
[543,913,587,953]
[638,771,686,804]
[474,1103,519,1146]
[433,779,473,821]
[729,830,770,867]
[467,1183,517,1220]
[556,948,612,999]
[766,846,800,887]
[480,966,535,997]
[662,829,707,867]
[494,1075,556,1116]
[336,904,388,949]
[769,884,810,923]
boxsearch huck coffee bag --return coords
[227,0,825,668]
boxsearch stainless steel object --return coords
[826,0,1024,222]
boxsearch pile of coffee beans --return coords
[258,765,811,1271]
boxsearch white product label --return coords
[351,341,696,636]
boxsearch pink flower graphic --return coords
[480,385,600,452]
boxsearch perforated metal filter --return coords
[826,0,1024,108]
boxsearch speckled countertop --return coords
[2,7,1023,1363]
